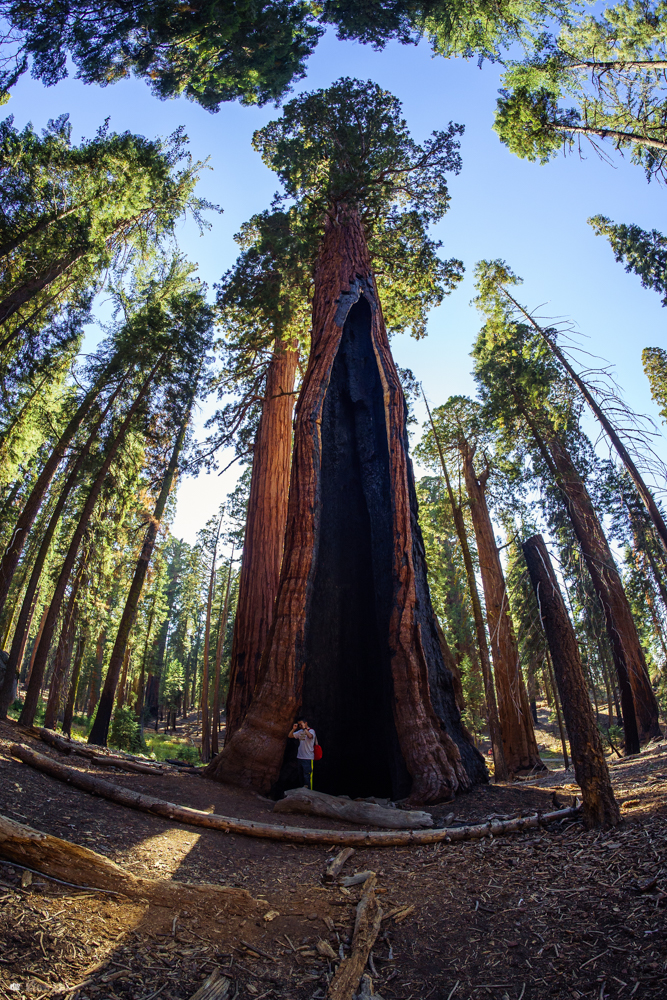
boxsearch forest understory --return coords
[1,716,666,1000]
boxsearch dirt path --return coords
[1,718,665,1000]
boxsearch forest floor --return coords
[0,715,665,1000]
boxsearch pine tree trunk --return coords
[43,561,85,729]
[0,377,127,718]
[116,647,131,712]
[522,534,620,828]
[24,604,49,690]
[420,396,508,781]
[461,447,543,774]
[0,379,101,620]
[546,433,660,745]
[205,209,486,805]
[201,523,221,764]
[212,549,234,756]
[62,634,86,737]
[88,631,105,719]
[19,360,163,727]
[88,404,190,747]
[225,341,299,742]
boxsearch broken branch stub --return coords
[328,873,383,1000]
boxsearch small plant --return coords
[109,707,144,753]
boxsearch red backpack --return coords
[314,736,323,760]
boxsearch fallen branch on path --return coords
[328,873,382,999]
[10,743,581,847]
[0,813,258,913]
[274,788,433,829]
[24,727,168,775]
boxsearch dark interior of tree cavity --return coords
[300,295,411,799]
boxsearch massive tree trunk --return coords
[88,403,191,747]
[546,432,660,745]
[225,341,299,742]
[205,209,486,805]
[460,447,543,774]
[523,534,619,828]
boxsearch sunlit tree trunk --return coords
[546,432,660,746]
[460,446,543,774]
[225,341,299,741]
[206,209,486,805]
[523,533,619,828]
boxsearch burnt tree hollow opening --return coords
[300,294,410,799]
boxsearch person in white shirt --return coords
[289,719,316,788]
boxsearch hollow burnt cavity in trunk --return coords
[301,295,407,798]
[206,210,486,805]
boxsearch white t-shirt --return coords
[295,728,316,760]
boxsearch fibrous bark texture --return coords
[225,342,298,742]
[547,434,661,745]
[461,449,543,773]
[206,210,486,804]
[522,534,620,829]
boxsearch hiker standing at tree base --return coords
[289,719,316,788]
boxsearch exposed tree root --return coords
[11,743,580,846]
[0,812,258,913]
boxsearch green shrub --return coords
[109,707,144,753]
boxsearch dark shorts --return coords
[299,759,312,787]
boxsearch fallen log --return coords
[26,727,166,775]
[0,813,257,914]
[10,744,581,847]
[274,788,433,829]
[328,873,382,999]
[325,847,356,882]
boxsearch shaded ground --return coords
[0,717,666,1000]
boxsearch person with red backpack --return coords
[289,719,318,788]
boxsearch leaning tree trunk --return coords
[19,358,163,728]
[88,402,191,747]
[461,447,543,774]
[546,433,660,745]
[0,376,103,621]
[523,534,620,828]
[225,339,299,742]
[205,208,486,805]
[0,379,125,719]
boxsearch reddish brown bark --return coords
[546,433,660,745]
[206,209,485,804]
[225,341,299,742]
[523,534,619,828]
[460,447,543,774]
[62,634,86,737]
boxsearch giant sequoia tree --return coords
[206,78,486,804]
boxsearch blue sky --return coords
[7,29,666,545]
